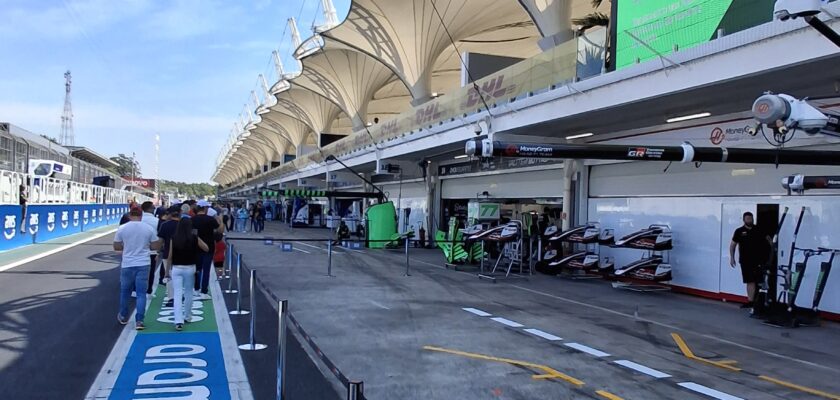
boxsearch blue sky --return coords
[0,0,349,183]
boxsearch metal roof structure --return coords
[214,0,589,185]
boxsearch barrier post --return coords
[225,252,239,294]
[229,255,249,315]
[327,239,334,277]
[347,381,364,400]
[239,269,266,351]
[276,299,289,400]
[404,237,411,276]
[224,243,232,279]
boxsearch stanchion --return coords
[327,239,334,277]
[229,255,249,315]
[239,269,266,350]
[404,237,411,276]
[276,299,288,400]
[223,242,232,279]
[225,252,240,294]
[347,381,364,400]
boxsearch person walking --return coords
[167,217,209,331]
[158,206,181,307]
[249,203,257,232]
[141,201,163,295]
[192,204,223,300]
[221,203,231,231]
[114,208,161,330]
[255,201,266,233]
[729,211,772,312]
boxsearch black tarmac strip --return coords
[0,235,124,400]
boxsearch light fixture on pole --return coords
[565,132,594,140]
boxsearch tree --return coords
[40,134,60,145]
[109,153,141,177]
[573,0,612,69]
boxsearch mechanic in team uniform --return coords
[729,211,771,312]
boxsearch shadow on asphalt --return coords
[0,265,125,400]
[221,272,341,400]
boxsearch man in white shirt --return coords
[141,202,162,295]
[114,207,161,330]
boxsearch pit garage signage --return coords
[468,201,500,221]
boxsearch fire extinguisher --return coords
[419,226,426,248]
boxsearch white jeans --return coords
[171,265,196,325]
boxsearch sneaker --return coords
[131,291,137,298]
[185,316,193,323]
[199,293,211,301]
[165,299,174,308]
[117,314,128,325]
[136,321,145,331]
[175,323,183,331]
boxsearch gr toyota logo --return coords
[29,213,39,234]
[4,215,16,240]
[73,211,80,226]
[627,147,647,157]
[61,211,69,229]
[46,212,56,232]
[710,127,724,145]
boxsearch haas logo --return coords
[4,215,16,240]
[29,213,39,234]
[710,127,724,145]
[73,211,80,226]
[46,212,56,232]
[61,211,69,229]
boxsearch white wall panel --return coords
[441,169,564,199]
[590,161,840,197]
[589,195,840,314]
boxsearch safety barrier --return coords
[224,242,370,400]
[0,169,151,205]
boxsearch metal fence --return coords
[224,242,369,400]
[0,169,151,205]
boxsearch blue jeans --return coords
[120,265,150,322]
[194,252,213,294]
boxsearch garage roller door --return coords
[441,169,564,199]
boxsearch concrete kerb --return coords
[228,246,363,400]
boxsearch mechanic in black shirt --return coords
[729,211,771,310]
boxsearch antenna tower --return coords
[59,71,75,146]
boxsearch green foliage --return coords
[158,180,216,198]
[40,134,60,145]
[109,153,141,177]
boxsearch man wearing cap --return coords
[114,208,162,330]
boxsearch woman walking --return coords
[166,218,209,331]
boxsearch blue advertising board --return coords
[0,204,129,251]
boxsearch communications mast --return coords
[59,71,75,146]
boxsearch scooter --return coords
[613,225,673,250]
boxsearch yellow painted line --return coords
[423,345,584,387]
[595,390,625,400]
[759,375,840,400]
[670,333,742,372]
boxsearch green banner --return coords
[615,0,776,69]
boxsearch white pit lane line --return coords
[490,317,524,328]
[563,343,611,357]
[613,360,672,379]
[677,382,745,400]
[462,307,492,317]
[523,328,562,341]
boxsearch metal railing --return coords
[0,168,151,205]
[225,242,371,400]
